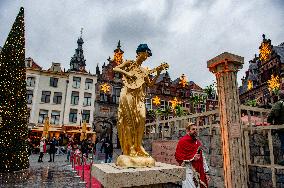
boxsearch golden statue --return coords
[113,44,168,167]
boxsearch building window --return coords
[185,103,190,108]
[85,78,93,90]
[161,100,165,110]
[201,104,206,112]
[114,73,120,79]
[41,91,51,103]
[82,110,90,123]
[83,93,92,106]
[71,91,79,105]
[72,77,81,88]
[145,98,152,110]
[38,109,48,123]
[100,93,108,102]
[69,109,77,123]
[27,90,33,104]
[53,92,62,104]
[50,77,58,87]
[51,111,60,125]
[26,77,35,87]
[112,87,121,104]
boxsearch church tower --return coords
[69,28,86,72]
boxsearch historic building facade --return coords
[239,34,284,106]
[93,42,218,146]
[26,35,97,129]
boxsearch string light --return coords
[0,7,29,172]
[259,42,271,61]
[247,80,253,91]
[179,74,188,87]
[100,83,110,93]
[153,96,161,106]
[169,97,181,109]
[267,74,280,94]
[113,40,124,65]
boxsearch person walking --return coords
[48,137,57,162]
[66,138,73,162]
[175,123,210,188]
[100,137,113,163]
[38,137,45,162]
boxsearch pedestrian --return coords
[48,137,57,162]
[27,138,33,156]
[66,137,73,162]
[100,137,113,163]
[43,138,47,153]
[175,123,210,188]
[38,137,45,162]
[81,139,89,158]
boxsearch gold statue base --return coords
[116,155,156,168]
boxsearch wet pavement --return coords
[0,154,86,188]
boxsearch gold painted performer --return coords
[113,44,168,167]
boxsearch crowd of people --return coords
[26,135,114,164]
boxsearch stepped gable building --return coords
[94,41,124,143]
[26,34,97,135]
[239,34,284,106]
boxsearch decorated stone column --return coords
[207,52,248,188]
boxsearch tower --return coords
[69,28,86,72]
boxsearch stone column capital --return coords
[207,52,244,76]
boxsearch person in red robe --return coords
[175,123,209,188]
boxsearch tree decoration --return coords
[247,80,253,91]
[153,96,161,106]
[169,97,181,109]
[259,42,271,61]
[100,83,110,93]
[0,7,29,172]
[267,75,280,94]
[179,74,188,87]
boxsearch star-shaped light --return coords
[179,74,188,87]
[153,96,161,106]
[169,97,181,109]
[247,80,253,91]
[268,75,280,93]
[113,51,123,65]
[259,42,271,61]
[101,83,110,93]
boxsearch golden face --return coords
[137,52,149,62]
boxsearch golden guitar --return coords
[124,62,169,90]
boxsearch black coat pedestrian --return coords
[49,138,57,154]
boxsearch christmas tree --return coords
[0,7,29,172]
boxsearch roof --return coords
[273,44,284,63]
[156,72,171,83]
[189,81,203,91]
[25,57,42,70]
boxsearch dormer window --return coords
[26,77,35,87]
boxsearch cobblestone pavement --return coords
[0,154,86,188]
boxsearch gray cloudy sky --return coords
[1,0,284,88]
